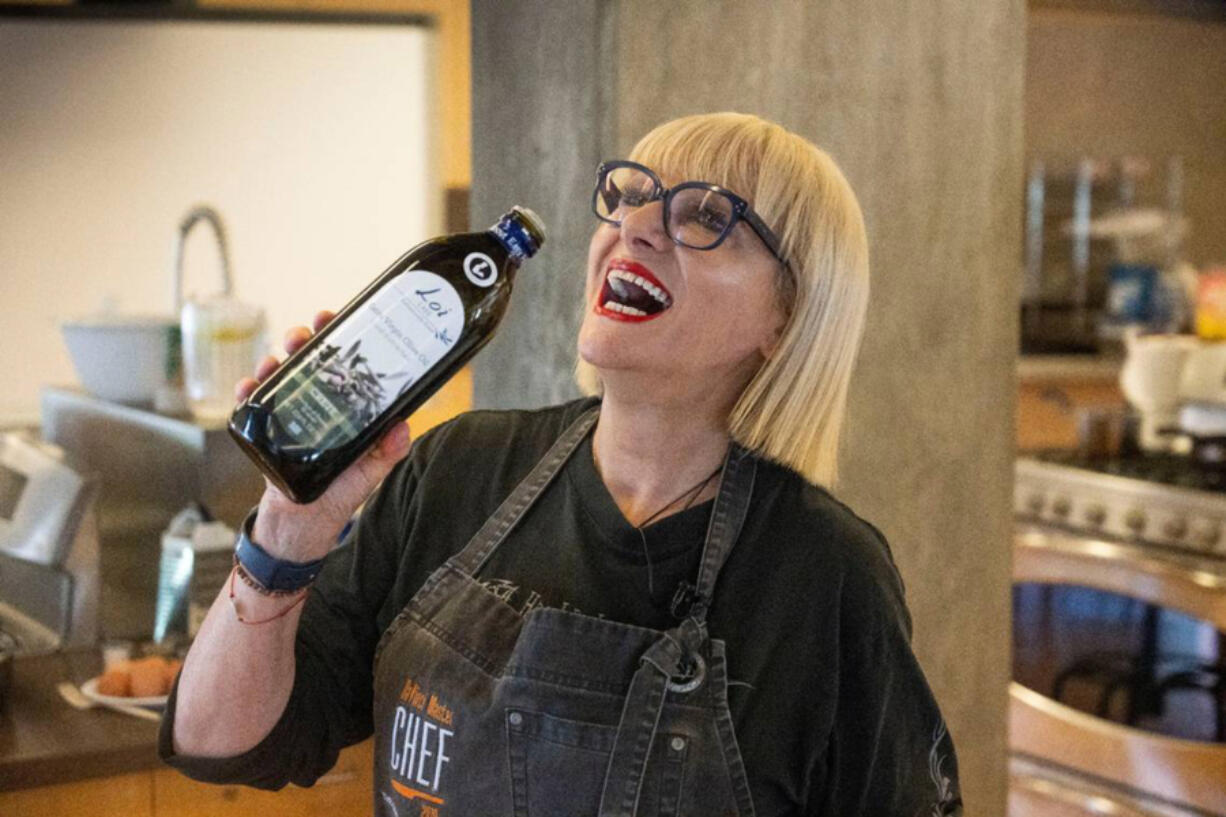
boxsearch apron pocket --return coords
[505,708,686,817]
[507,708,614,817]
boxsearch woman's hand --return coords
[235,309,413,561]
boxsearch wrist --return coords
[226,570,309,620]
[226,564,309,625]
[252,493,339,560]
[237,509,326,592]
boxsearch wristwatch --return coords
[234,508,326,592]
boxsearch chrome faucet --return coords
[173,204,232,311]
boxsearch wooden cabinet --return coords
[1017,357,1127,451]
[0,771,153,817]
[1017,380,1126,451]
[0,740,374,817]
[153,740,373,817]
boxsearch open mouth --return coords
[596,259,673,322]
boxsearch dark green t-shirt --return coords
[160,397,962,817]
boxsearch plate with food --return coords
[81,655,183,709]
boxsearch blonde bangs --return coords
[576,112,870,490]
[627,113,793,255]
[629,114,768,203]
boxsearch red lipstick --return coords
[595,258,673,323]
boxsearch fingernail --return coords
[387,421,411,453]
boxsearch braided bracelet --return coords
[227,565,308,625]
[232,555,306,598]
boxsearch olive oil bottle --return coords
[229,206,546,503]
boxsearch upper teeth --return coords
[609,269,671,307]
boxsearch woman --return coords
[162,112,963,817]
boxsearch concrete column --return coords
[472,2,1023,812]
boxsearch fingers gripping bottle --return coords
[229,207,546,503]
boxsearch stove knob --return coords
[1051,497,1072,519]
[1083,504,1107,527]
[1162,517,1189,541]
[1024,492,1045,514]
[1124,508,1147,534]
[1193,522,1222,549]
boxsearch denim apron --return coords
[371,406,758,817]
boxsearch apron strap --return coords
[602,449,757,816]
[449,405,600,577]
[597,619,705,817]
[672,443,757,624]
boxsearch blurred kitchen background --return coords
[0,0,1224,815]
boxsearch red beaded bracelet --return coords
[227,565,309,625]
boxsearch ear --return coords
[760,336,780,362]
[759,308,787,361]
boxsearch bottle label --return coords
[270,270,465,450]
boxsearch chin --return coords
[575,331,618,371]
[576,330,643,380]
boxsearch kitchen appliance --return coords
[153,505,236,643]
[1118,329,1198,452]
[0,629,14,713]
[1115,334,1226,465]
[1159,402,1226,474]
[1180,340,1226,407]
[40,386,264,640]
[1021,155,1187,354]
[0,431,100,654]
[1012,449,1226,815]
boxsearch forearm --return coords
[167,309,412,761]
[172,491,345,758]
[171,577,306,757]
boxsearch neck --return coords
[591,386,734,527]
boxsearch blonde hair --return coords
[575,112,870,489]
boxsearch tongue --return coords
[606,277,665,314]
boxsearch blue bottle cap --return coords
[492,207,546,263]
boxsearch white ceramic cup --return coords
[1119,328,1198,450]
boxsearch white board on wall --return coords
[0,18,437,424]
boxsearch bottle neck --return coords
[490,216,539,264]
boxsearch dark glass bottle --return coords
[229,206,546,503]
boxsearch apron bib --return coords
[371,407,758,817]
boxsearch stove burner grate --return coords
[1034,450,1226,494]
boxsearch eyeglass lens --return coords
[595,165,736,251]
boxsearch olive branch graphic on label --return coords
[307,340,410,423]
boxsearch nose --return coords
[618,200,672,255]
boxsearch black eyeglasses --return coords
[591,160,787,266]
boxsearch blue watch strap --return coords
[234,508,326,592]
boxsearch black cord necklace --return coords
[635,463,723,598]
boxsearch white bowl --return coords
[61,315,179,405]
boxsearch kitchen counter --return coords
[1017,353,1125,382]
[1016,355,1129,451]
[0,649,161,791]
[0,649,376,814]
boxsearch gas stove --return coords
[1015,450,1226,558]
[1011,449,1226,817]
